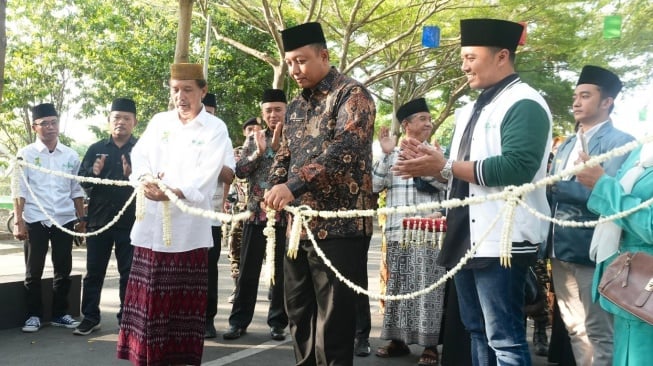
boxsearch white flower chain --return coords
[264,136,653,297]
[13,158,134,188]
[298,204,507,301]
[499,187,519,267]
[263,210,276,285]
[135,174,252,224]
[135,185,146,221]
[162,201,172,247]
[285,205,312,258]
[17,166,138,237]
[11,133,653,299]
[11,158,252,238]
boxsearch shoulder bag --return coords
[598,251,653,325]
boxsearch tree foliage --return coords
[205,0,652,138]
[1,0,275,153]
[0,0,6,104]
[1,0,651,159]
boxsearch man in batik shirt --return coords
[265,22,376,365]
[223,90,289,341]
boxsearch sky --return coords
[610,83,653,137]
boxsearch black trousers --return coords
[81,226,133,323]
[207,226,222,320]
[440,278,472,366]
[228,223,287,328]
[286,236,371,366]
[24,221,75,318]
[355,239,371,341]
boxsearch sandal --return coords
[418,347,439,366]
[375,340,411,358]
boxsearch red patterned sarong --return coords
[117,246,208,366]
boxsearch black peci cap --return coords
[577,65,623,98]
[31,103,58,121]
[261,89,287,104]
[396,98,430,122]
[281,22,327,52]
[242,117,261,131]
[202,93,217,108]
[111,98,137,115]
[460,18,524,51]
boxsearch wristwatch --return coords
[440,159,454,180]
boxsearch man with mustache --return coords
[75,98,139,335]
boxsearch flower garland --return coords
[12,158,252,242]
[517,195,653,228]
[14,158,134,187]
[12,134,653,300]
[134,174,252,224]
[135,184,146,221]
[285,205,312,259]
[162,201,172,247]
[17,166,138,238]
[266,136,653,298]
[297,204,507,301]
[499,187,519,267]
[263,209,276,285]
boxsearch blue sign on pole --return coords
[422,26,440,48]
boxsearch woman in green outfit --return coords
[577,143,653,365]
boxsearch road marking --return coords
[202,338,292,365]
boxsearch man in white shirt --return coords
[13,103,86,333]
[116,63,231,366]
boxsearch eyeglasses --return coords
[33,120,59,127]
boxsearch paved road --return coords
[0,233,552,365]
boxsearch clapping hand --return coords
[255,130,267,155]
[271,120,284,152]
[379,126,398,154]
[93,154,107,176]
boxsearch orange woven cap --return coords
[170,63,204,80]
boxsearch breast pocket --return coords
[55,161,77,193]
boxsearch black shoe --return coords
[355,338,371,357]
[534,341,548,357]
[72,318,101,336]
[270,326,286,341]
[223,325,246,340]
[532,321,549,357]
[205,320,217,339]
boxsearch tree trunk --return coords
[0,0,7,103]
[174,0,194,63]
[272,63,286,90]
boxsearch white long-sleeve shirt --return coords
[129,108,231,252]
[211,148,236,227]
[16,138,84,226]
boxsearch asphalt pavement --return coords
[0,231,552,366]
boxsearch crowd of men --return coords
[11,17,650,366]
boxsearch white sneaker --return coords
[51,314,80,329]
[22,316,41,333]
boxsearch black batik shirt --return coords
[269,67,376,240]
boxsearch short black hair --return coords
[489,46,516,64]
